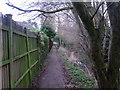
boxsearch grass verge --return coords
[58,48,95,88]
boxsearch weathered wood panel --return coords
[0,13,49,89]
[0,12,3,90]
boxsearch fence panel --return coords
[0,13,2,90]
[0,13,47,88]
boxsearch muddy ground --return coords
[29,48,68,88]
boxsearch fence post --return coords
[6,14,14,88]
[37,32,41,68]
[24,28,32,82]
[0,12,3,89]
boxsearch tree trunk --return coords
[72,2,120,88]
[72,2,108,88]
[107,2,120,88]
[49,38,53,52]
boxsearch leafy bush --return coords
[41,25,56,39]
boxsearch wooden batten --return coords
[0,12,3,89]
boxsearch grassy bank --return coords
[58,48,95,88]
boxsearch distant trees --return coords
[40,17,56,52]
[40,24,55,52]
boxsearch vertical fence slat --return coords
[7,14,14,88]
[37,33,41,68]
[0,12,3,89]
[25,28,32,82]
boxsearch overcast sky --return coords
[0,0,115,23]
[0,0,36,21]
[0,0,68,21]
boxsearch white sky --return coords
[0,0,69,22]
[0,0,115,25]
[0,0,36,21]
[0,0,68,26]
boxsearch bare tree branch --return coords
[103,2,113,16]
[91,2,104,19]
[6,2,73,14]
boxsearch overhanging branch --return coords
[91,2,104,19]
[6,3,73,14]
[103,2,113,16]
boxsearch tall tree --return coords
[72,2,119,88]
[106,2,120,88]
[72,2,107,88]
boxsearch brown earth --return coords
[29,48,68,88]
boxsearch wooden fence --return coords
[0,13,48,88]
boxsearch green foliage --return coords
[41,25,56,39]
[68,63,95,88]
[40,33,49,55]
[38,33,49,66]
[58,48,95,88]
[29,29,40,32]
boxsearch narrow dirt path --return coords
[30,48,67,88]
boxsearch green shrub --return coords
[41,25,56,39]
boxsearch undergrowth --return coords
[58,48,95,88]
